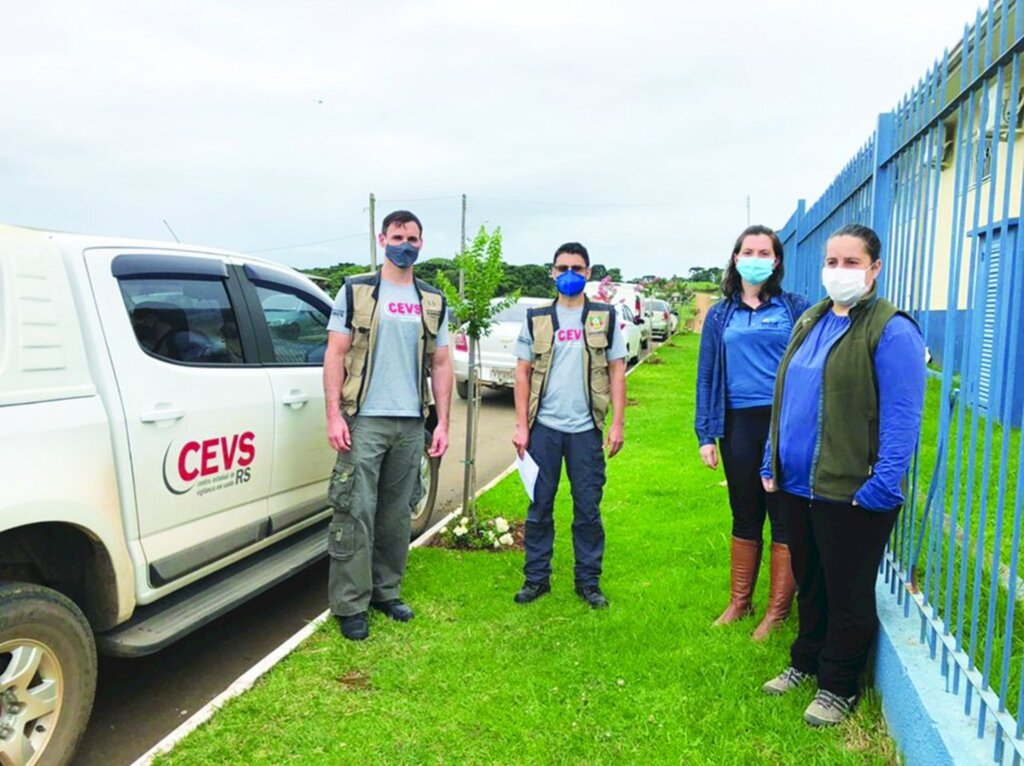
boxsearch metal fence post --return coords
[870,112,897,297]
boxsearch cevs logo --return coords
[163,431,256,495]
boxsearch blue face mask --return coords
[735,256,775,286]
[555,270,587,296]
[385,242,420,269]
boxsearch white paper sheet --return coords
[516,452,539,501]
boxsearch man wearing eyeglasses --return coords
[511,242,627,609]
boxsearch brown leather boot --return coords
[752,543,796,641]
[713,537,762,625]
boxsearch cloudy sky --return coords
[1,1,986,277]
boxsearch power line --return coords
[376,195,463,203]
[245,232,365,254]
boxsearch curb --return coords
[128,341,658,765]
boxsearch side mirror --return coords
[634,316,644,325]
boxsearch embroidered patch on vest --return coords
[587,314,606,332]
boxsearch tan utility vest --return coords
[526,299,614,430]
[340,272,446,417]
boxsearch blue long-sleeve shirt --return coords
[761,312,926,511]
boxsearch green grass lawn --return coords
[155,333,898,766]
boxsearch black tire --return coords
[641,336,649,350]
[0,581,96,766]
[410,433,441,539]
[456,379,469,400]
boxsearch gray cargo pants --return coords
[328,415,424,617]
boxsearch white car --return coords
[616,304,643,365]
[453,297,548,399]
[453,297,642,398]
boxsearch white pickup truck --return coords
[0,224,440,766]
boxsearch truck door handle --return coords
[282,390,310,408]
[140,407,185,423]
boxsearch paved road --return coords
[74,351,649,766]
[73,388,518,766]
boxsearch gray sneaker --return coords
[803,690,857,726]
[762,666,813,696]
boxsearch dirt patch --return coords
[646,356,665,365]
[337,669,373,690]
[625,398,640,407]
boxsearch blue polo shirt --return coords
[724,297,793,409]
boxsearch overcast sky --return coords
[1,1,986,278]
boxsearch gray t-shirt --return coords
[328,277,450,418]
[515,303,626,433]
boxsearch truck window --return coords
[118,278,244,364]
[253,285,328,365]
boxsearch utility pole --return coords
[368,192,377,271]
[459,193,467,298]
[746,195,751,226]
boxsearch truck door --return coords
[233,262,335,531]
[85,249,274,589]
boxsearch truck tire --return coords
[456,379,469,400]
[0,582,96,766]
[410,433,440,539]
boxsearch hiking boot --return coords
[752,542,796,641]
[713,537,762,625]
[336,612,369,641]
[514,581,551,604]
[370,599,415,622]
[575,584,609,609]
[804,690,857,726]
[762,666,812,696]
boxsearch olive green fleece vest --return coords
[768,291,913,502]
[340,272,446,418]
[526,299,614,431]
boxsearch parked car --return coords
[617,304,643,364]
[453,297,548,398]
[645,298,672,340]
[0,224,442,766]
[584,281,652,348]
[669,308,680,335]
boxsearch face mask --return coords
[555,270,586,296]
[735,256,774,285]
[822,266,871,306]
[385,242,420,269]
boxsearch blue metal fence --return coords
[777,2,1024,761]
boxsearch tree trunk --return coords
[462,335,479,526]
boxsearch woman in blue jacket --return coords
[695,225,809,640]
[760,224,925,726]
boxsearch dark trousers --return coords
[780,492,899,697]
[523,422,606,588]
[720,406,786,543]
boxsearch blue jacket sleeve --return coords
[761,433,773,479]
[694,304,721,446]
[854,316,927,511]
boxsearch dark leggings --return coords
[719,406,786,544]
[780,492,900,696]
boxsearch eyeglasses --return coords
[553,265,587,274]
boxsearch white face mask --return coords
[822,266,871,306]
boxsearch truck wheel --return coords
[456,380,469,400]
[0,582,96,766]
[410,434,440,539]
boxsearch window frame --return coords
[234,263,332,367]
[111,254,261,368]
